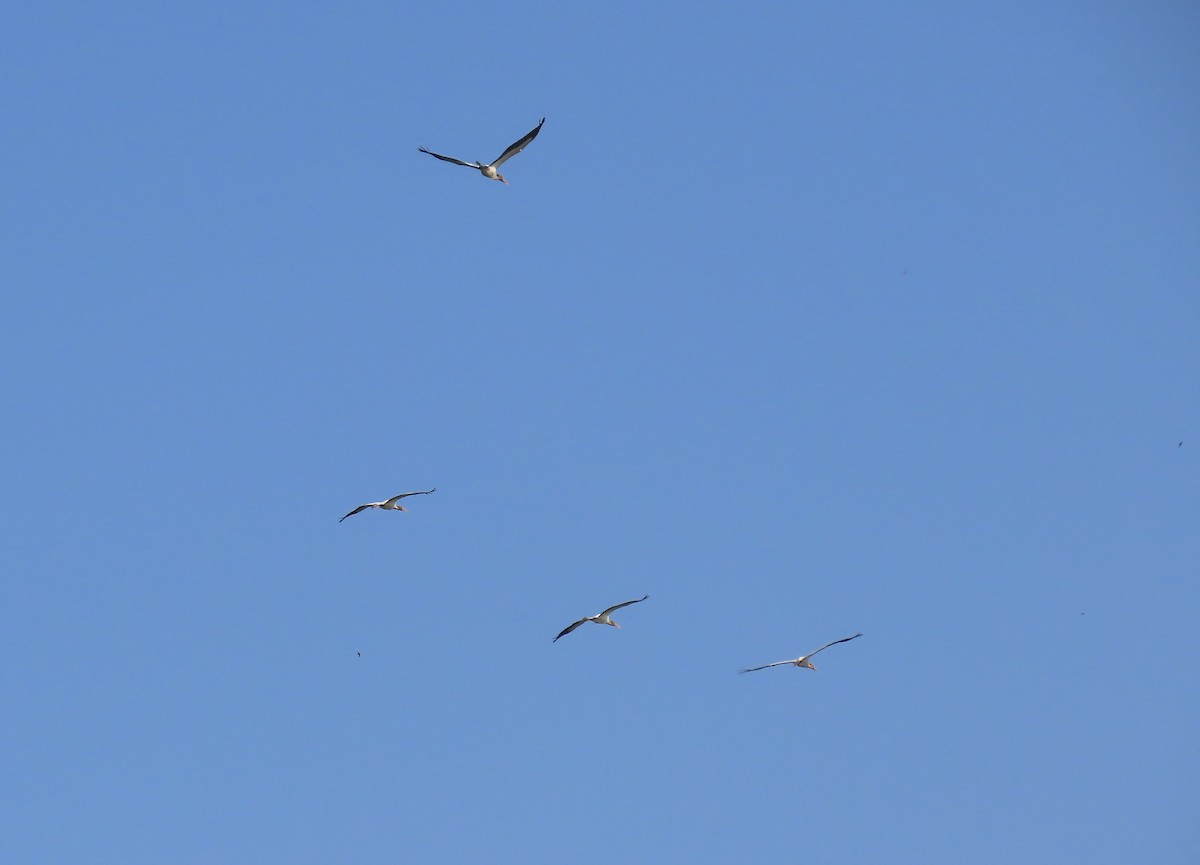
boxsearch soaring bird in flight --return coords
[740,633,863,673]
[554,595,649,642]
[339,488,436,522]
[419,118,544,184]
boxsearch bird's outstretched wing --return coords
[599,594,650,618]
[739,660,794,674]
[803,632,863,660]
[339,503,376,523]
[418,147,479,168]
[383,488,437,507]
[554,618,589,642]
[491,118,544,167]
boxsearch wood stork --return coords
[740,633,862,673]
[554,595,649,642]
[339,488,436,522]
[418,118,544,184]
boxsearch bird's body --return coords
[554,595,649,641]
[339,488,436,522]
[740,632,862,673]
[419,118,544,184]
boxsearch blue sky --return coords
[3,1,1198,862]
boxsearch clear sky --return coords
[3,2,1198,862]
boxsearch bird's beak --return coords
[612,623,621,628]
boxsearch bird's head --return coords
[395,505,407,512]
[609,622,621,629]
[495,173,508,185]
[802,661,817,671]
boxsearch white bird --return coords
[419,118,544,185]
[740,633,862,673]
[339,488,436,522]
[554,595,649,642]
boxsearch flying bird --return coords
[339,488,436,522]
[740,633,863,673]
[419,118,544,184]
[554,595,649,642]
